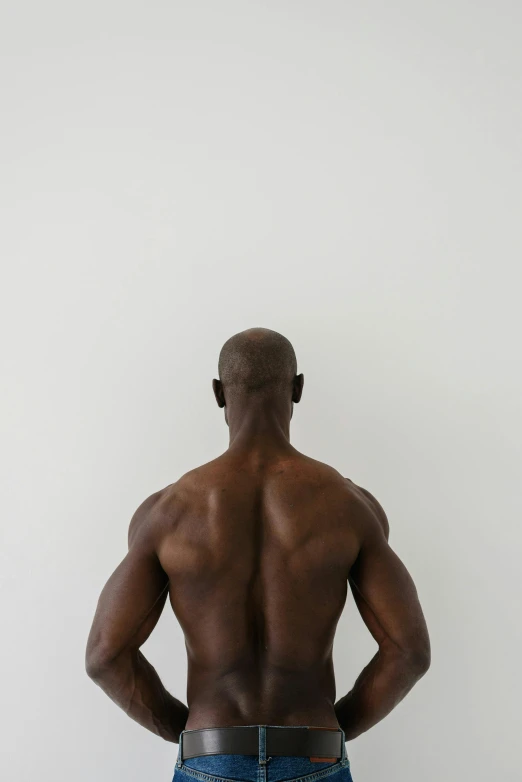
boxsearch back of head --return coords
[218,328,297,395]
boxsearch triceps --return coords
[349,576,389,648]
[129,579,170,651]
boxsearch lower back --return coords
[184,659,341,730]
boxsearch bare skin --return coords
[86,374,431,744]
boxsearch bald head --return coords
[218,328,297,394]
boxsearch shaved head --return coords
[218,328,297,394]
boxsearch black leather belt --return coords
[180,726,343,761]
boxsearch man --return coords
[86,327,431,781]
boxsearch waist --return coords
[175,726,351,782]
[178,725,346,761]
[184,671,338,732]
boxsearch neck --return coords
[226,393,293,454]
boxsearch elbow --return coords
[85,652,108,681]
[85,657,104,681]
[403,636,431,677]
[85,642,117,681]
[406,646,431,676]
[382,638,431,678]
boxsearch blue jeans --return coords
[172,726,353,782]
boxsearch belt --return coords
[180,726,343,762]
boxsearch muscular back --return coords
[148,449,383,730]
[87,337,430,742]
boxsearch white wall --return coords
[2,2,521,781]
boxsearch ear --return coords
[212,378,225,408]
[292,373,304,403]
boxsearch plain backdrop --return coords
[1,2,521,781]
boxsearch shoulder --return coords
[127,482,182,548]
[295,453,351,486]
[344,478,390,540]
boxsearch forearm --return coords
[88,648,188,743]
[334,645,429,740]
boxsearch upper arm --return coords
[86,492,170,673]
[349,501,430,669]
